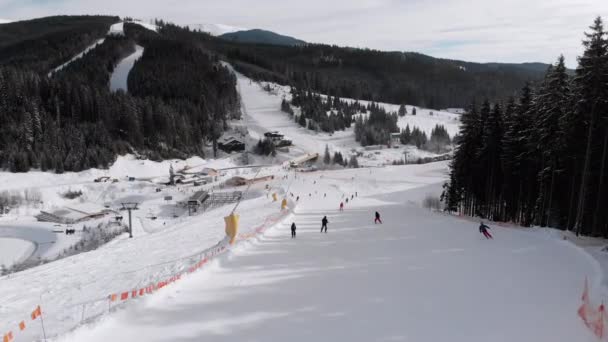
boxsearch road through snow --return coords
[59,164,598,342]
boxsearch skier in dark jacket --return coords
[291,222,297,238]
[479,222,493,239]
[321,216,329,233]
[374,211,382,224]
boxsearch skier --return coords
[340,202,344,211]
[321,216,329,233]
[291,222,297,238]
[296,196,300,202]
[374,211,382,224]
[479,222,493,239]
[346,198,349,204]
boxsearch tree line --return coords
[0,17,241,172]
[443,17,608,237]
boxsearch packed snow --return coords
[235,71,457,166]
[55,162,600,342]
[109,45,144,92]
[0,238,33,268]
[0,63,603,342]
[108,20,158,36]
[0,19,13,24]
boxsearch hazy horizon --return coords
[1,0,608,68]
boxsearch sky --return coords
[1,0,607,67]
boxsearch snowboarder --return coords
[340,202,344,211]
[479,222,493,239]
[291,222,297,238]
[296,196,300,202]
[374,211,382,224]
[321,216,329,233]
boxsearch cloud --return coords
[1,0,607,67]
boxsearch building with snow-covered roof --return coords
[218,137,245,153]
[36,203,113,224]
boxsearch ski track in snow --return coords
[0,64,601,342]
[49,73,603,340]
[109,45,144,92]
[57,165,599,342]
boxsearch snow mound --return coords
[108,20,158,36]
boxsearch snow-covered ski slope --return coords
[58,162,600,342]
[253,78,461,138]
[108,20,158,36]
[236,70,456,165]
[0,168,290,341]
[109,45,144,92]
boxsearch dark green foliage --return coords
[289,88,358,134]
[220,29,306,46]
[281,98,294,115]
[354,103,399,146]
[255,138,276,156]
[398,104,407,116]
[0,15,119,73]
[0,18,241,172]
[54,35,136,87]
[323,145,331,164]
[348,155,359,168]
[332,151,345,166]
[444,17,608,238]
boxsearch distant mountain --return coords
[483,62,551,73]
[190,23,246,36]
[220,29,305,46]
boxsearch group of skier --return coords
[290,191,384,238]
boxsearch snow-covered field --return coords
[260,81,461,137]
[54,162,600,342]
[237,72,457,166]
[108,20,158,36]
[0,61,603,342]
[0,238,33,268]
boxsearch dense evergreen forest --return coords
[217,42,546,109]
[0,16,240,172]
[0,15,118,73]
[149,22,548,109]
[443,17,608,237]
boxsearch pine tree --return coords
[323,145,331,164]
[348,155,359,168]
[398,104,407,116]
[573,17,608,236]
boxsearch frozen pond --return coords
[109,45,144,92]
